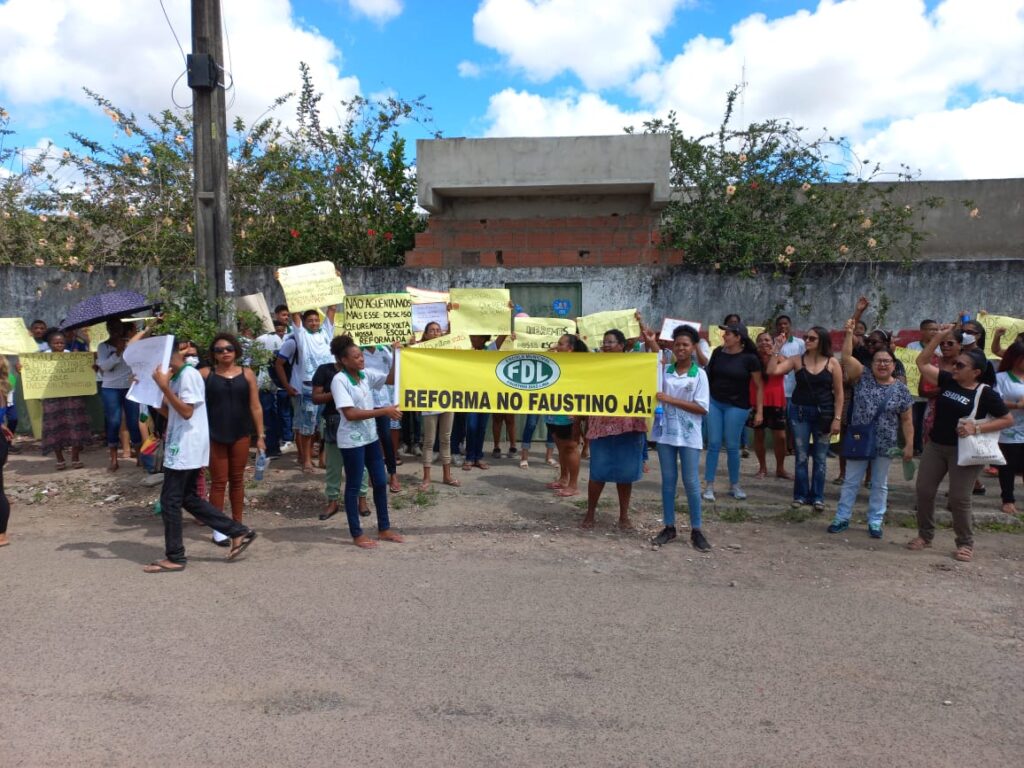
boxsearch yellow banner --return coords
[575,309,640,346]
[893,347,921,397]
[277,261,346,313]
[398,348,657,416]
[20,352,98,399]
[977,311,1024,359]
[344,293,412,346]
[415,332,473,350]
[502,317,577,351]
[406,286,450,305]
[0,318,38,354]
[709,325,766,348]
[449,288,511,336]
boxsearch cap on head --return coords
[718,322,748,339]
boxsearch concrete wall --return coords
[6,260,1010,334]
[417,135,671,213]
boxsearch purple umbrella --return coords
[59,290,157,331]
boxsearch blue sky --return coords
[1,0,1022,179]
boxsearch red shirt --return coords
[751,371,786,408]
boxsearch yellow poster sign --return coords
[575,309,640,346]
[449,288,511,336]
[503,317,577,351]
[0,318,37,355]
[20,353,98,399]
[977,311,1024,359]
[344,293,412,346]
[709,325,766,348]
[277,261,346,313]
[415,332,473,350]
[893,347,921,397]
[398,348,657,416]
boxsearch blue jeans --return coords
[340,440,391,539]
[465,412,490,463]
[276,389,294,442]
[450,412,466,455]
[521,415,555,450]
[374,415,398,475]
[259,390,281,455]
[834,456,891,526]
[101,387,141,447]
[657,443,702,529]
[704,398,748,486]
[789,403,830,504]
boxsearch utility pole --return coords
[188,0,234,327]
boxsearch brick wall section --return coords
[405,214,685,268]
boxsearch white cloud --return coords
[482,88,652,137]
[854,98,1024,180]
[458,60,483,79]
[0,0,360,129]
[477,0,1024,179]
[473,0,691,89]
[347,0,403,23]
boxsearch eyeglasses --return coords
[804,335,818,342]
[212,346,235,354]
[873,359,894,366]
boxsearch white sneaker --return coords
[702,487,716,502]
[413,445,422,457]
[281,441,294,452]
[730,485,747,500]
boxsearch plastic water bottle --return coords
[153,499,162,516]
[653,405,665,434]
[254,450,268,482]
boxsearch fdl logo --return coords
[495,354,561,391]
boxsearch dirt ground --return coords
[2,438,1022,767]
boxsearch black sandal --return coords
[227,530,257,561]
[319,501,340,521]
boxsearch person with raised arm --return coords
[768,325,843,513]
[994,340,1024,516]
[907,324,1012,562]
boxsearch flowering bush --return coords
[0,64,433,273]
[632,87,965,280]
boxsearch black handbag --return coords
[841,384,896,460]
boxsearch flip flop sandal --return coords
[905,536,932,551]
[443,478,462,487]
[546,458,558,467]
[143,561,186,574]
[71,461,85,469]
[545,481,564,489]
[226,530,257,561]
[953,546,973,562]
[55,462,67,471]
[353,536,378,549]
[555,489,579,497]
[519,460,529,469]
[379,530,405,543]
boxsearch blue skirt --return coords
[589,431,645,484]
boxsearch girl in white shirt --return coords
[647,324,711,552]
[330,335,404,549]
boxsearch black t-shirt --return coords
[929,370,1009,446]
[707,349,761,409]
[311,363,341,417]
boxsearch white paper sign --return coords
[124,335,175,408]
[659,318,702,341]
[411,302,450,333]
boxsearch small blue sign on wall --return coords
[552,299,571,317]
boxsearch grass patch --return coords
[716,506,751,523]
[976,519,1024,534]
[391,487,439,511]
[779,507,815,523]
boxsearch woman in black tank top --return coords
[767,325,844,510]
[200,333,264,530]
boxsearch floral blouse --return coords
[586,415,648,440]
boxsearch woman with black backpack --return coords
[828,318,914,539]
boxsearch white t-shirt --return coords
[362,346,394,408]
[995,371,1024,444]
[780,336,806,398]
[907,341,924,351]
[656,362,710,449]
[163,366,210,470]
[332,368,388,449]
[278,320,333,393]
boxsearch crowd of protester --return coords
[2,295,1022,570]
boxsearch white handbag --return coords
[957,384,1007,467]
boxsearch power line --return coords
[159,0,187,64]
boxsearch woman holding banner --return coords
[39,330,92,470]
[580,329,648,530]
[330,336,404,549]
[546,333,589,498]
[648,325,712,552]
[413,322,460,490]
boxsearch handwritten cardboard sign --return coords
[20,352,97,399]
[449,288,511,336]
[344,293,413,346]
[0,318,38,355]
[575,309,640,345]
[277,261,346,313]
